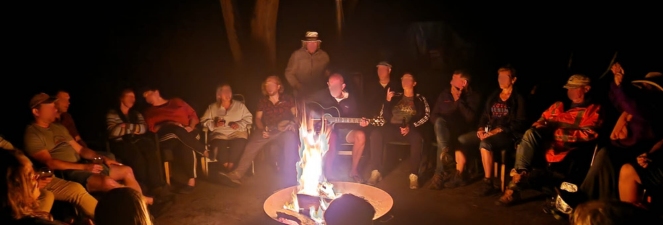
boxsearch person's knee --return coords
[620,163,637,180]
[434,117,447,130]
[353,130,366,144]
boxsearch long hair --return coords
[261,75,285,97]
[1,150,39,220]
[115,88,140,124]
[95,188,153,225]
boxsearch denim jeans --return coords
[234,130,299,186]
[434,117,479,173]
[514,127,551,171]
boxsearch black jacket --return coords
[382,93,430,128]
[363,79,401,117]
[431,88,482,129]
[307,88,360,130]
[478,89,528,138]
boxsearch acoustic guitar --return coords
[305,101,385,131]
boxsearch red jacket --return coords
[532,101,602,163]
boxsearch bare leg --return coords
[619,163,642,204]
[480,148,493,179]
[347,130,365,175]
[108,165,153,205]
[455,151,466,173]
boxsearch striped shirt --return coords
[106,109,147,141]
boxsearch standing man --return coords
[285,31,330,97]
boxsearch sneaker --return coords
[443,170,466,188]
[428,173,444,190]
[409,174,418,189]
[474,178,498,196]
[218,171,242,187]
[367,170,382,186]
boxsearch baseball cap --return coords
[29,93,57,109]
[563,74,591,89]
[376,61,392,68]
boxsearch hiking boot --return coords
[367,170,382,186]
[475,178,498,196]
[409,174,419,189]
[218,171,242,187]
[429,172,444,190]
[443,170,466,188]
[495,169,527,206]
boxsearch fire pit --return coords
[263,182,393,223]
[263,106,393,224]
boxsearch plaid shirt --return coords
[532,101,602,162]
[257,94,295,128]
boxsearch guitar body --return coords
[305,101,385,133]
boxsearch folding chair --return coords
[201,94,254,176]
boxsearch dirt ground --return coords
[155,152,567,225]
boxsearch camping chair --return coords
[201,94,254,177]
[156,130,204,186]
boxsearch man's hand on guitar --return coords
[229,122,239,130]
[400,126,410,136]
[359,117,369,127]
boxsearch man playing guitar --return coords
[307,73,369,183]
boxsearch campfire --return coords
[263,105,393,225]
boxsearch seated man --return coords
[430,70,482,190]
[54,90,87,148]
[218,76,299,187]
[307,73,369,182]
[497,74,602,206]
[2,136,98,219]
[142,87,208,194]
[367,73,430,189]
[24,93,153,205]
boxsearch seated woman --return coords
[367,73,430,189]
[201,84,253,171]
[107,89,172,200]
[95,187,153,225]
[1,150,64,225]
[473,66,527,196]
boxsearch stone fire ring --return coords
[264,181,394,221]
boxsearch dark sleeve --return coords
[382,97,394,122]
[503,93,528,134]
[334,96,361,130]
[458,92,482,124]
[477,93,494,130]
[411,95,430,127]
[431,92,453,123]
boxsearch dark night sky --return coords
[3,0,661,147]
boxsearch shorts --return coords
[633,161,663,192]
[62,164,110,188]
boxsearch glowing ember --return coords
[282,105,341,224]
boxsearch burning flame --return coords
[282,104,341,224]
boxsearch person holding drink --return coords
[201,84,253,171]
[24,93,154,206]
[471,65,528,196]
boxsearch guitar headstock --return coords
[369,116,386,126]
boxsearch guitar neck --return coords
[326,117,363,124]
